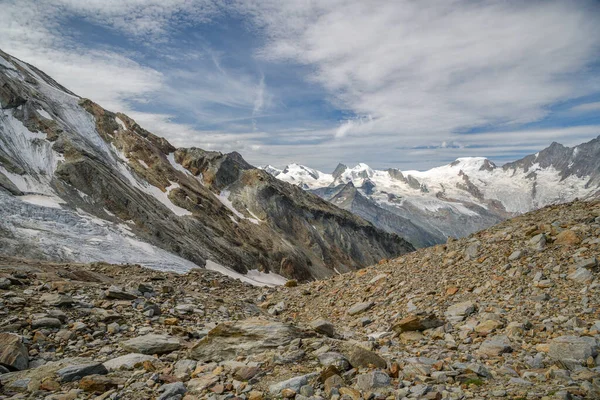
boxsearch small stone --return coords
[529,233,547,251]
[348,301,374,316]
[157,382,187,400]
[348,346,387,369]
[106,285,137,300]
[31,317,62,329]
[41,293,74,307]
[269,374,315,395]
[445,301,476,322]
[79,375,120,393]
[477,335,513,357]
[310,319,335,337]
[392,314,444,332]
[318,352,351,371]
[234,365,260,381]
[103,353,156,371]
[355,371,391,392]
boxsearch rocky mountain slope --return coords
[0,48,413,281]
[1,199,599,399]
[265,138,600,247]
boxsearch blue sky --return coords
[1,0,600,171]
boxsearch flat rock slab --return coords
[347,301,374,316]
[189,318,307,362]
[120,334,181,355]
[57,363,108,382]
[102,353,156,371]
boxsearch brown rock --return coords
[79,375,120,393]
[392,314,444,332]
[554,230,580,246]
[248,391,264,400]
[348,346,387,369]
[0,332,28,371]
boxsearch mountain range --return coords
[0,49,414,282]
[264,137,600,247]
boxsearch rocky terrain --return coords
[265,138,600,247]
[0,48,413,281]
[1,199,599,399]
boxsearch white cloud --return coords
[0,0,599,170]
[570,102,600,112]
[236,0,600,149]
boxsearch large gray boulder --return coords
[548,336,598,368]
[189,318,307,362]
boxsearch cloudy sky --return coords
[1,0,600,171]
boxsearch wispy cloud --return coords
[0,0,599,170]
[570,102,600,113]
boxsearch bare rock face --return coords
[0,333,28,371]
[189,318,307,362]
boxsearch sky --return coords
[1,0,600,171]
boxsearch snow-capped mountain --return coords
[264,137,600,247]
[0,49,414,281]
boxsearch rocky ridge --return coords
[0,48,413,281]
[1,199,599,399]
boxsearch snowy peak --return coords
[264,137,600,248]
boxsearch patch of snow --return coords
[138,159,149,169]
[19,194,64,209]
[167,153,190,175]
[103,208,115,217]
[37,109,53,120]
[205,260,287,287]
[115,117,127,131]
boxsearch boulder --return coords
[102,353,156,371]
[310,319,334,337]
[392,314,444,332]
[348,346,387,369]
[120,334,181,355]
[318,352,351,371]
[568,268,594,283]
[548,336,598,366]
[477,335,513,357]
[40,293,74,307]
[0,333,28,371]
[445,301,476,322]
[189,318,306,362]
[57,363,108,382]
[106,285,137,300]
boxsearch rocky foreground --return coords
[1,200,600,399]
